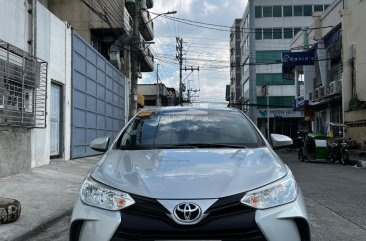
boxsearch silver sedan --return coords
[69,107,309,241]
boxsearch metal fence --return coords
[0,39,47,128]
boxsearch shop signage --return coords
[258,108,304,118]
[293,96,309,111]
[282,51,315,66]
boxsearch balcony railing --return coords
[0,39,47,128]
[327,64,342,83]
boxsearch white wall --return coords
[342,1,366,104]
[31,2,72,167]
[0,0,30,51]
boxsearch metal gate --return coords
[71,33,126,158]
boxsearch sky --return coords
[141,0,247,106]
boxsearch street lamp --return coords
[146,11,177,24]
[129,6,177,119]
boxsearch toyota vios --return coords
[70,107,310,241]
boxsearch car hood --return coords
[91,148,287,199]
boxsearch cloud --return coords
[142,0,248,105]
[202,1,219,16]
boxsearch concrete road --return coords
[277,149,366,241]
[27,215,70,241]
[27,150,366,241]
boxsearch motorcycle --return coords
[326,123,350,165]
[286,130,306,152]
[327,138,349,165]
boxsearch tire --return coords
[328,150,336,163]
[298,149,305,162]
[339,150,346,165]
[0,198,21,224]
[286,145,293,152]
[329,155,336,163]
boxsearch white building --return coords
[239,0,333,138]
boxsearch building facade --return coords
[239,0,333,138]
[137,84,177,108]
[0,0,157,177]
[0,0,72,177]
[290,0,366,147]
[229,19,242,107]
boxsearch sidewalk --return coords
[348,149,366,168]
[0,156,100,241]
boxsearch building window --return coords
[256,51,285,64]
[314,5,324,11]
[263,28,272,39]
[294,5,303,16]
[255,6,262,18]
[294,27,302,36]
[255,28,262,40]
[303,5,313,16]
[243,58,249,75]
[263,6,273,17]
[273,28,282,39]
[324,5,329,10]
[273,6,282,17]
[283,6,293,16]
[284,28,293,39]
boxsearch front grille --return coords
[111,193,267,241]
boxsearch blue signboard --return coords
[293,96,309,111]
[282,51,315,66]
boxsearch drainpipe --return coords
[29,0,37,56]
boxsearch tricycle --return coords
[297,123,350,164]
[298,132,329,162]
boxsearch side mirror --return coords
[270,134,293,149]
[90,137,110,152]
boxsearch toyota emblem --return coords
[173,202,202,224]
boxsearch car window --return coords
[117,109,265,149]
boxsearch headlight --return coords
[80,176,135,210]
[241,175,298,209]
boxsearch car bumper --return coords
[70,190,309,241]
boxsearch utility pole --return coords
[184,66,199,103]
[129,0,141,119]
[176,37,183,105]
[156,63,159,107]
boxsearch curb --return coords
[347,159,366,169]
[11,209,72,241]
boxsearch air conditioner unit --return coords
[329,80,342,95]
[318,86,325,98]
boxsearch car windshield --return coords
[117,108,265,149]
